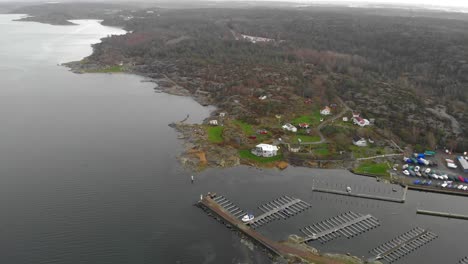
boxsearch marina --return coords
[369,227,438,263]
[211,195,247,220]
[248,195,311,228]
[196,193,346,263]
[300,211,380,243]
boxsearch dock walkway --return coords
[300,211,379,243]
[312,186,407,203]
[417,209,468,220]
[369,227,437,263]
[248,195,310,228]
[197,193,345,264]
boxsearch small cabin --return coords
[320,106,331,115]
[353,137,367,147]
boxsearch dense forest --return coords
[12,3,468,151]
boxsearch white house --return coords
[353,136,367,147]
[320,106,332,115]
[353,116,370,127]
[282,123,297,132]
[208,120,218,126]
[252,144,279,157]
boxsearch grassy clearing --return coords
[292,110,322,127]
[207,126,224,143]
[310,143,330,156]
[232,120,254,134]
[292,134,321,143]
[239,149,282,163]
[354,162,390,177]
[314,147,330,156]
[350,145,386,158]
[88,65,124,73]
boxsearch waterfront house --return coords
[353,136,367,147]
[209,120,218,126]
[252,144,279,157]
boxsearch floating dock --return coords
[460,257,468,264]
[211,195,247,220]
[311,186,407,203]
[197,193,346,263]
[369,227,437,263]
[417,209,468,220]
[300,211,380,243]
[248,195,311,228]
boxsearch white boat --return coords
[242,214,254,222]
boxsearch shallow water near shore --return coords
[0,14,467,264]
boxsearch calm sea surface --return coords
[0,14,467,264]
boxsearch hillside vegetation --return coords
[14,3,468,151]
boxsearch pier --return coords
[248,195,311,228]
[197,193,346,264]
[417,209,468,220]
[211,195,246,220]
[460,257,468,264]
[369,227,437,263]
[300,211,380,243]
[311,185,408,203]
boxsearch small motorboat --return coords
[242,214,254,222]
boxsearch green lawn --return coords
[207,126,224,143]
[292,110,322,127]
[239,149,282,163]
[354,162,390,177]
[232,120,254,135]
[314,147,330,156]
[292,134,321,143]
[88,65,124,73]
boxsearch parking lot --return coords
[394,151,468,193]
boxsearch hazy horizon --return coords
[0,0,467,7]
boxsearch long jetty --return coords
[417,209,468,220]
[311,186,408,203]
[368,227,437,263]
[197,193,344,264]
[300,211,380,243]
[248,196,310,228]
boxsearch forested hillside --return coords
[14,3,468,151]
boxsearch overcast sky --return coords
[1,0,467,9]
[270,0,468,8]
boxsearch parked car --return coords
[403,170,410,176]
